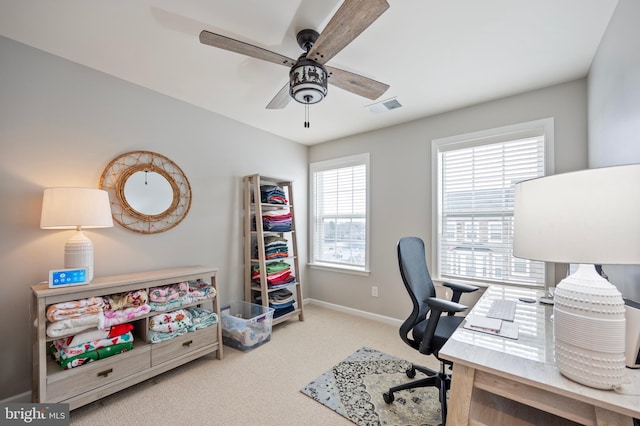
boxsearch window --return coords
[310,153,369,273]
[432,119,554,287]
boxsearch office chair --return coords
[383,237,478,424]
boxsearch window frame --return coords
[309,153,371,275]
[431,118,555,287]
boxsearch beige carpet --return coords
[70,304,440,426]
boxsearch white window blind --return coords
[310,154,369,271]
[435,126,550,287]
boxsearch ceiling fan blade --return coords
[326,66,389,100]
[266,83,292,109]
[199,30,296,68]
[307,0,390,65]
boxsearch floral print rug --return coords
[300,347,442,426]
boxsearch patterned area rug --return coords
[300,347,442,426]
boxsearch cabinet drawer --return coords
[151,326,217,366]
[47,346,150,401]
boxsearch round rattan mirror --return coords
[100,151,192,234]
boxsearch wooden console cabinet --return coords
[31,266,223,410]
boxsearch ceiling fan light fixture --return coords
[289,55,328,105]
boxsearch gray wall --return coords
[308,79,588,321]
[0,36,308,400]
[587,0,640,301]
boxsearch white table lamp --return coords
[514,164,640,389]
[40,187,113,282]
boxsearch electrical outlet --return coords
[371,286,378,297]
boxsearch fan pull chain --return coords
[303,95,312,128]
[304,103,310,128]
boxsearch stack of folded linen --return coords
[262,210,292,232]
[102,290,151,328]
[183,279,217,304]
[147,309,192,343]
[147,307,218,343]
[256,288,296,319]
[148,282,188,311]
[260,184,288,205]
[184,307,218,331]
[46,296,105,337]
[262,235,289,259]
[251,261,296,288]
[50,323,134,370]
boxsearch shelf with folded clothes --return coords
[32,266,223,409]
[243,174,304,325]
[42,281,218,344]
[43,289,150,344]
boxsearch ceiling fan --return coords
[199,0,390,126]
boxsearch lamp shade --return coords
[514,164,640,265]
[41,187,113,229]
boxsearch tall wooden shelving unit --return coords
[243,174,304,325]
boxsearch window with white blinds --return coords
[433,119,553,287]
[310,154,369,272]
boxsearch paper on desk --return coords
[464,315,519,340]
[466,315,502,332]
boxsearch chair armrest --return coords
[424,297,468,314]
[442,281,479,306]
[418,297,469,355]
[442,281,479,293]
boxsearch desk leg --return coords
[447,364,476,425]
[594,406,634,426]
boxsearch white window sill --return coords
[308,263,370,276]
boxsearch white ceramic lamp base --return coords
[553,264,626,389]
[64,230,94,282]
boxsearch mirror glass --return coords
[124,171,173,215]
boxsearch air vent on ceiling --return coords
[366,97,402,114]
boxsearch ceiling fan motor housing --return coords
[289,55,328,104]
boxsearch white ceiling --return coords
[0,0,618,145]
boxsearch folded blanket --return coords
[182,280,217,304]
[185,307,218,331]
[53,341,134,370]
[52,331,134,360]
[46,314,102,338]
[46,297,104,323]
[102,304,151,328]
[53,323,133,349]
[103,290,148,311]
[149,309,192,333]
[149,298,183,312]
[148,282,188,303]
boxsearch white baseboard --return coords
[1,391,31,403]
[304,298,403,327]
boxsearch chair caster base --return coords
[382,392,394,403]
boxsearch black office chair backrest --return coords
[397,237,437,350]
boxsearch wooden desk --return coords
[439,285,640,426]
